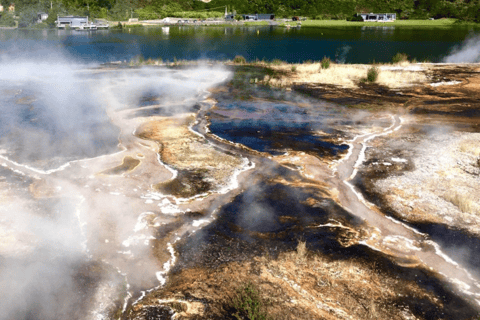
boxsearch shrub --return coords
[392,52,409,64]
[0,12,16,27]
[347,14,364,22]
[366,66,379,82]
[320,56,331,69]
[18,7,38,28]
[112,22,123,29]
[291,65,297,72]
[233,55,246,64]
[226,282,271,320]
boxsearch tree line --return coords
[1,0,479,27]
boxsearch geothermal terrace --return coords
[0,61,479,320]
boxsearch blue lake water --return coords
[0,25,478,63]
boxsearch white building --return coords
[37,12,48,23]
[358,13,396,22]
[56,16,89,28]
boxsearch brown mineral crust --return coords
[29,179,58,198]
[128,243,475,320]
[100,156,141,175]
[121,64,480,319]
[135,116,244,188]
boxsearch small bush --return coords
[113,22,123,29]
[291,65,297,72]
[226,282,271,320]
[0,13,16,27]
[392,52,409,64]
[320,56,331,69]
[347,14,364,22]
[233,55,246,64]
[366,66,379,83]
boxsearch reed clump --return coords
[226,282,271,320]
[271,59,284,65]
[320,56,331,69]
[233,55,247,64]
[392,52,409,64]
[366,66,379,82]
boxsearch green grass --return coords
[271,59,284,65]
[233,55,247,64]
[367,66,379,82]
[286,18,470,28]
[360,66,379,84]
[225,282,271,320]
[320,56,331,69]
[392,52,409,63]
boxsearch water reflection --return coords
[0,26,478,63]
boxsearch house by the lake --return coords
[56,16,88,28]
[37,12,48,23]
[242,13,275,21]
[358,13,396,22]
[56,16,100,29]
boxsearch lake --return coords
[0,25,479,64]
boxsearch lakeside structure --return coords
[37,12,48,23]
[56,16,88,28]
[56,16,109,29]
[242,13,275,21]
[357,13,396,22]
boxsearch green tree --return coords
[18,6,39,27]
[110,0,137,20]
[0,12,15,26]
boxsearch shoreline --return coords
[8,18,479,31]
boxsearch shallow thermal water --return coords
[208,100,349,156]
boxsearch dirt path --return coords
[333,114,480,306]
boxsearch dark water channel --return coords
[0,25,478,63]
[208,99,349,156]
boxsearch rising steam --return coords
[443,34,480,63]
[0,51,232,320]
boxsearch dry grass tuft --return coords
[459,139,480,156]
[260,63,427,89]
[444,191,479,215]
[295,241,307,262]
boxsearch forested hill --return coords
[2,0,480,27]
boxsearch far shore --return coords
[116,18,480,28]
[4,17,478,30]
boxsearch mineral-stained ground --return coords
[1,63,479,320]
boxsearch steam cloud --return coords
[443,34,480,63]
[335,44,351,64]
[0,51,232,320]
